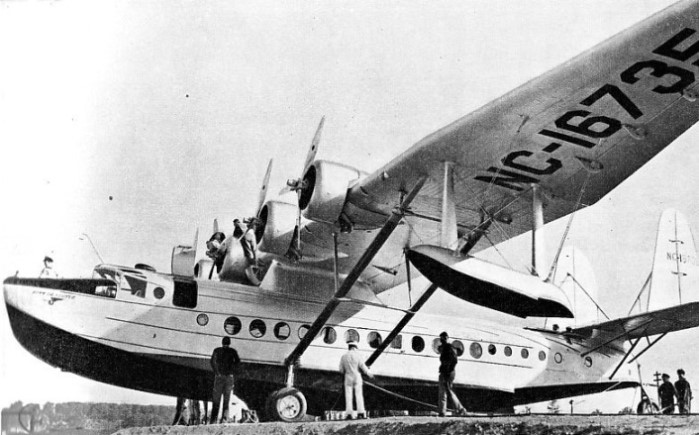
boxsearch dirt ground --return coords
[114,414,699,435]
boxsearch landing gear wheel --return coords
[266,387,307,422]
[637,400,659,414]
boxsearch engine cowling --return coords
[299,160,362,224]
[255,200,298,256]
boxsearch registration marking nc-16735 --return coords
[475,28,699,192]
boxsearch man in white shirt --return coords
[339,341,373,419]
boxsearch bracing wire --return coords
[546,171,592,282]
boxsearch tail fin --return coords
[550,246,604,327]
[647,208,699,310]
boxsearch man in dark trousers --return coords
[209,337,240,424]
[658,373,678,414]
[437,331,467,416]
[675,369,692,414]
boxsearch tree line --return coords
[3,400,175,431]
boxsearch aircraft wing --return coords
[309,1,699,293]
[570,302,699,342]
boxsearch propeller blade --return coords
[256,159,274,216]
[301,116,325,176]
[193,228,199,252]
[279,185,294,196]
[213,218,219,234]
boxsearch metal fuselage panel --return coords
[3,271,628,408]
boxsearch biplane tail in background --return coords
[569,208,699,379]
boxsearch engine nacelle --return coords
[256,200,298,256]
[299,160,362,224]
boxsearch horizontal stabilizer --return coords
[407,245,573,318]
[571,301,699,341]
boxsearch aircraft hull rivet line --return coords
[365,283,439,367]
[283,177,428,371]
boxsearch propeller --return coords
[278,116,326,259]
[256,159,274,217]
[280,116,325,195]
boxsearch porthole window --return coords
[391,335,403,349]
[368,331,382,349]
[521,348,529,359]
[432,338,442,354]
[224,317,241,335]
[323,327,337,344]
[539,351,547,361]
[488,344,497,355]
[504,346,512,357]
[584,356,593,367]
[470,342,483,359]
[412,336,425,352]
[298,324,310,339]
[274,322,291,340]
[344,329,359,344]
[452,340,464,357]
[153,287,165,299]
[250,319,266,338]
[554,352,563,363]
[196,313,209,326]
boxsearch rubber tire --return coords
[266,387,308,422]
[637,400,659,414]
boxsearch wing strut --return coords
[627,332,668,364]
[608,337,641,380]
[283,177,427,386]
[580,319,653,357]
[365,283,439,367]
[609,331,668,380]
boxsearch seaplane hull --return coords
[4,271,633,415]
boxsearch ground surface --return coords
[113,414,699,435]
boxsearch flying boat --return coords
[6,1,699,421]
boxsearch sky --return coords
[1,0,698,414]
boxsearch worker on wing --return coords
[339,340,374,419]
[233,218,245,239]
[240,218,258,267]
[438,331,467,416]
[206,231,227,274]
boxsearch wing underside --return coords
[288,1,699,295]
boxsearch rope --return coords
[364,381,442,411]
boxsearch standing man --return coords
[675,369,692,414]
[210,337,240,424]
[339,341,373,419]
[240,219,258,267]
[658,373,678,414]
[206,231,227,275]
[233,219,245,239]
[437,331,467,417]
[39,256,58,278]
